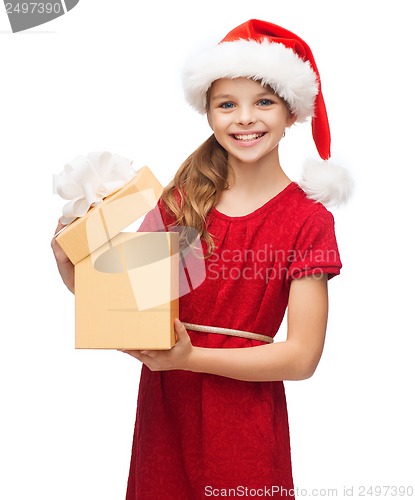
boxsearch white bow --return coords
[53,151,136,225]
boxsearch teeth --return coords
[234,133,263,141]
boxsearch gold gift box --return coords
[56,166,179,350]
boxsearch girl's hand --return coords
[51,220,75,293]
[121,319,194,372]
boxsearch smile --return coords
[231,132,265,141]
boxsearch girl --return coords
[52,19,351,499]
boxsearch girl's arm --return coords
[51,221,75,294]
[188,275,328,381]
[124,275,329,382]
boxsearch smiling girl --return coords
[119,20,352,499]
[52,18,352,500]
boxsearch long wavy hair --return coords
[161,133,230,258]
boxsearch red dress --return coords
[126,182,342,499]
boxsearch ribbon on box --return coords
[53,151,136,225]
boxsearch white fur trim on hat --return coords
[182,39,319,121]
[299,158,354,207]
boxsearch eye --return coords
[219,101,235,109]
[257,99,274,106]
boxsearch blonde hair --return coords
[161,133,229,257]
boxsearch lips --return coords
[231,132,265,141]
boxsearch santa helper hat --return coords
[182,19,353,207]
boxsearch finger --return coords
[52,221,65,249]
[53,220,65,237]
[174,318,189,340]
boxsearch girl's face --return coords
[207,77,296,167]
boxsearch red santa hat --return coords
[182,19,353,207]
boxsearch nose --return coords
[235,105,256,126]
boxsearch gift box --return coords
[55,158,179,350]
[75,230,179,349]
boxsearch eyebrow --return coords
[210,90,275,102]
[210,94,232,101]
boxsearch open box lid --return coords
[56,166,163,265]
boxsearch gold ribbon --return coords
[182,322,273,344]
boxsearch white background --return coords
[1,1,414,499]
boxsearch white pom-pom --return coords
[299,158,354,207]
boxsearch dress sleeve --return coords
[137,198,174,232]
[136,193,206,297]
[286,208,342,283]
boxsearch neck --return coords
[214,154,292,217]
[227,154,291,194]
